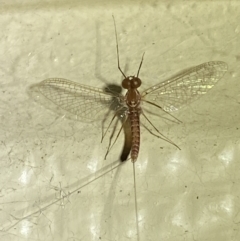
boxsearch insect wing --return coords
[37,78,125,122]
[141,61,228,112]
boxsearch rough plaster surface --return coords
[0,1,240,241]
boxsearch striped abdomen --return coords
[129,107,141,162]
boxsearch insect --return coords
[36,54,228,162]
[30,18,228,241]
[35,59,227,239]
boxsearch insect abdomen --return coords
[129,108,140,162]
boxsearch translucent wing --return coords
[141,61,228,112]
[37,78,125,122]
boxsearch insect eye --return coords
[122,78,131,89]
[133,78,141,88]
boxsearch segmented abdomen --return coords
[129,107,141,162]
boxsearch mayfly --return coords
[36,22,228,162]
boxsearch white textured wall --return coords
[0,1,240,241]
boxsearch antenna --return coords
[112,15,127,79]
[137,52,145,77]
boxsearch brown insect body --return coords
[122,76,142,162]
